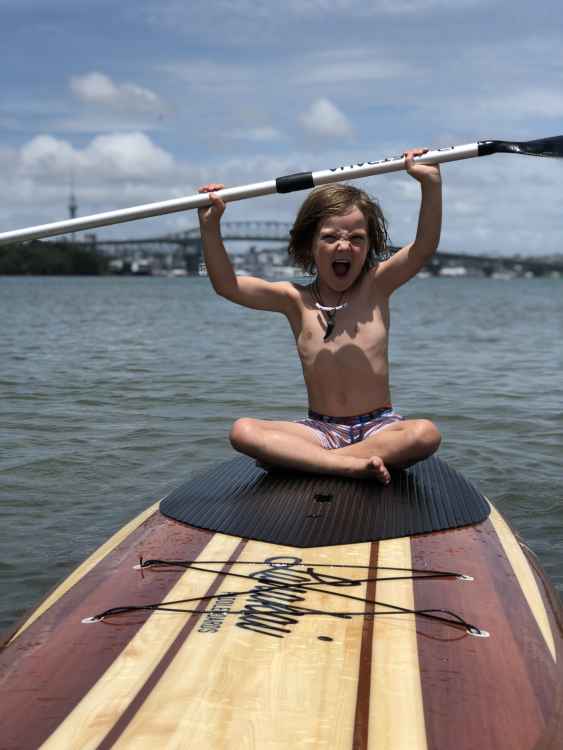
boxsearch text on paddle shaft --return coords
[329,146,456,173]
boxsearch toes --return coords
[370,457,391,484]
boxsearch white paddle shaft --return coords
[312,143,479,185]
[0,143,480,245]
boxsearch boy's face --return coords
[312,207,369,292]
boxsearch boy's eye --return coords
[320,233,366,244]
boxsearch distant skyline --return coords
[1,0,562,256]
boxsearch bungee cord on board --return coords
[83,557,487,638]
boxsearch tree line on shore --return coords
[0,240,109,275]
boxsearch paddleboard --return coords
[1,455,561,749]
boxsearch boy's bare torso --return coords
[196,154,441,478]
[284,270,391,417]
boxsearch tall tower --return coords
[69,174,78,242]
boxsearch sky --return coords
[1,0,562,256]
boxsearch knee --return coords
[414,420,442,458]
[229,418,259,453]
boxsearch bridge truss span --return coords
[182,221,292,242]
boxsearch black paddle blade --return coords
[478,135,563,158]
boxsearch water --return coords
[1,275,562,631]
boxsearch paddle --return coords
[1,135,562,245]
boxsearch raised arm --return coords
[374,149,442,295]
[198,184,297,315]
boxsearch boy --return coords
[198,148,442,483]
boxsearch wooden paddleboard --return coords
[1,457,562,749]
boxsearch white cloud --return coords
[70,72,163,114]
[84,132,175,179]
[299,98,354,138]
[19,132,175,182]
[20,135,77,177]
[1,132,194,236]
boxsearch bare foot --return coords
[367,456,391,484]
[348,456,391,484]
[255,456,391,483]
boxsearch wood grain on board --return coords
[0,502,562,749]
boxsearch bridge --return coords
[184,221,293,242]
[85,221,292,273]
[89,222,293,273]
[85,222,563,277]
[92,222,292,252]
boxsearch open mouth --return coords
[332,260,351,278]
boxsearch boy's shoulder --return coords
[288,279,315,304]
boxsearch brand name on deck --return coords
[198,594,237,633]
[235,555,353,640]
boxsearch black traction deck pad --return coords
[160,455,490,548]
[160,456,490,547]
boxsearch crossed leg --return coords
[229,417,441,483]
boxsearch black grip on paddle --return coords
[478,138,563,157]
[478,140,522,156]
[478,141,497,156]
[276,172,315,194]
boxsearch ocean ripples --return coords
[1,275,562,629]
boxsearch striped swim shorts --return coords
[296,406,404,450]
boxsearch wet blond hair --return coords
[288,183,390,274]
